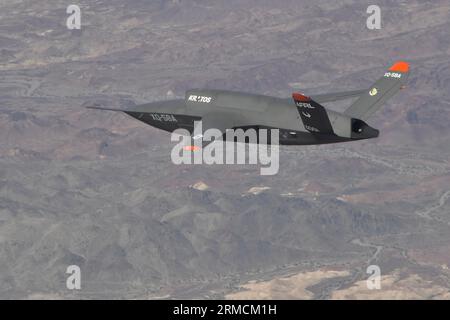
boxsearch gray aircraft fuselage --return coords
[89,61,409,146]
[122,89,378,145]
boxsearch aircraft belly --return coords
[125,112,200,134]
[279,132,350,145]
[255,126,348,145]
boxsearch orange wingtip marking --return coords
[292,92,310,102]
[389,61,409,73]
[183,145,201,151]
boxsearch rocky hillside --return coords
[0,0,450,299]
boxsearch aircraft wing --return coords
[344,61,409,120]
[193,113,236,146]
[199,113,236,133]
[281,89,366,104]
[85,105,124,112]
[310,89,367,103]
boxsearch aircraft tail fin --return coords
[292,93,334,134]
[344,61,409,120]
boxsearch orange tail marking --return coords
[292,92,311,102]
[389,61,409,73]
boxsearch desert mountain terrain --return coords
[1,0,450,299]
